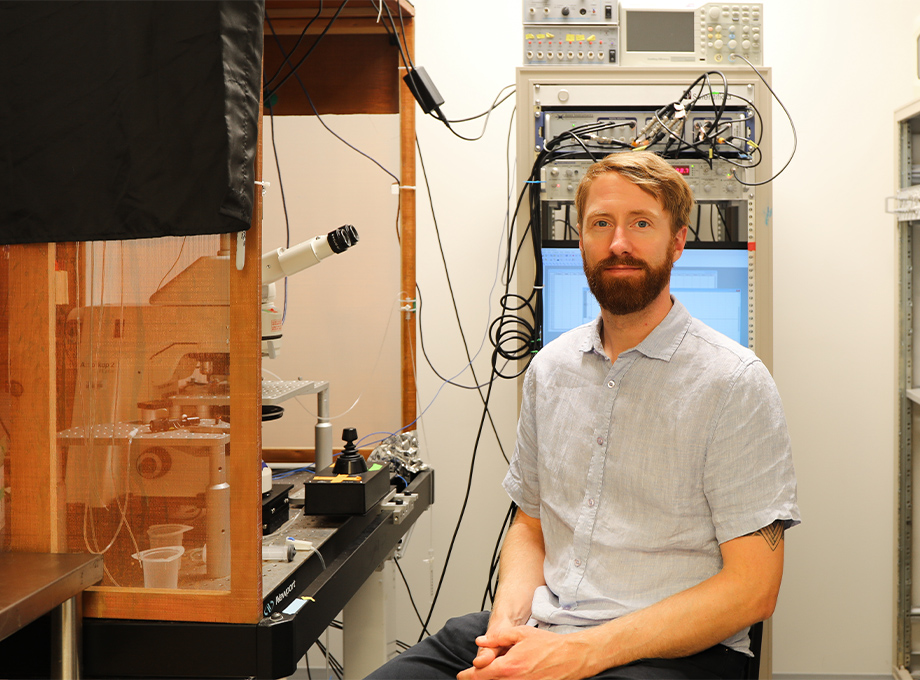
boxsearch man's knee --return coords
[362,611,490,680]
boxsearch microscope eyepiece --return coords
[327,224,359,254]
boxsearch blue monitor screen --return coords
[541,246,749,347]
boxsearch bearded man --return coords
[366,151,799,680]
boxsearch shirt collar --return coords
[579,297,692,362]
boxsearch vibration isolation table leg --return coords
[342,560,392,679]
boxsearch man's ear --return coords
[672,225,688,263]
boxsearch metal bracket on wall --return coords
[236,231,246,270]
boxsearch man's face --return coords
[578,172,687,316]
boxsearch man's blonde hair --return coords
[575,151,695,235]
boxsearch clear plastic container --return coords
[132,546,185,588]
[147,523,193,549]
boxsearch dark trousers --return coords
[365,611,749,680]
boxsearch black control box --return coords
[303,462,390,515]
[262,483,293,535]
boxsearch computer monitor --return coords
[540,243,750,347]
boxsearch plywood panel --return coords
[264,34,400,116]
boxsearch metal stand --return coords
[262,379,332,469]
[342,562,392,679]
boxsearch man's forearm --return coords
[567,530,784,675]
[489,509,546,629]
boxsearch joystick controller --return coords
[333,428,367,474]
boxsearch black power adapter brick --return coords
[403,66,445,114]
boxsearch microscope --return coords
[60,226,359,581]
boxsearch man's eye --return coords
[595,220,610,228]
[635,220,650,229]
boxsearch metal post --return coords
[51,595,81,680]
[315,385,332,471]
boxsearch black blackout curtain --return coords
[0,1,264,245]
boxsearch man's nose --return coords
[608,225,631,255]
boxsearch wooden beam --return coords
[8,243,63,552]
[399,20,416,428]
[223,77,267,624]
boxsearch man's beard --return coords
[583,239,676,316]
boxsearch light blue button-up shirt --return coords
[503,299,800,655]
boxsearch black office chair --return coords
[742,620,764,679]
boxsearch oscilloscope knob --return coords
[741,39,751,50]
[708,6,721,20]
[713,39,723,50]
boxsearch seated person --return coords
[366,151,799,680]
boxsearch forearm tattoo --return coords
[750,520,784,551]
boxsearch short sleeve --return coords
[703,359,801,544]
[503,364,542,518]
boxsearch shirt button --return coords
[588,498,595,507]
[607,380,615,388]
[574,558,581,567]
[597,437,604,445]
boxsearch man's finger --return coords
[477,627,526,648]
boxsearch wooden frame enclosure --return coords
[263,0,417,431]
[1,0,416,627]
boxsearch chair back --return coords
[743,621,763,679]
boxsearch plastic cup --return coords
[132,546,185,588]
[147,523,193,549]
